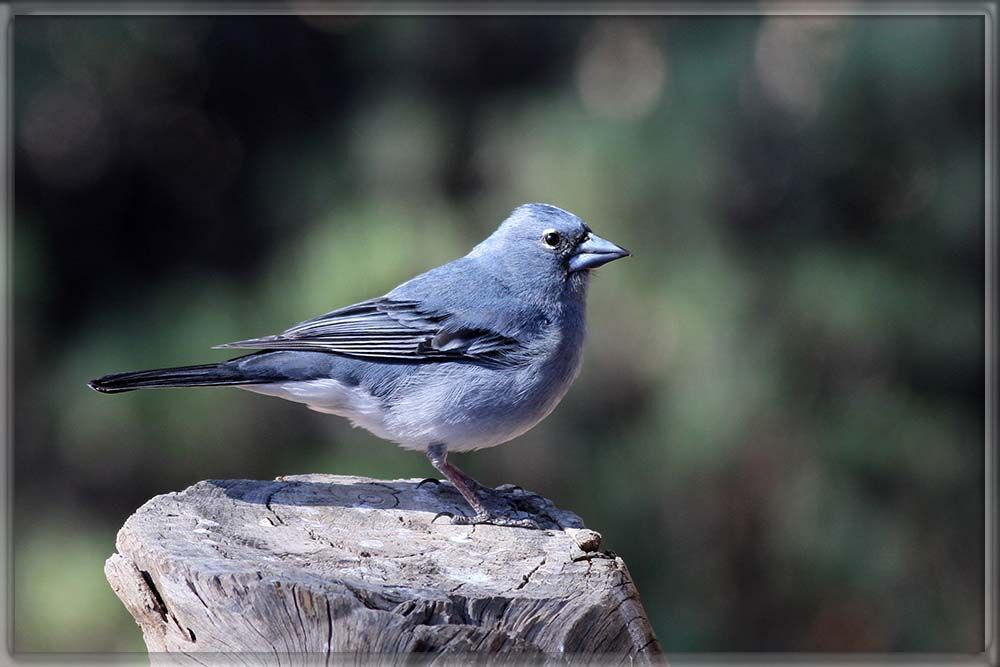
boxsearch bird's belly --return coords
[384,358,582,453]
[240,380,399,443]
[240,345,582,454]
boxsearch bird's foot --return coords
[450,511,539,529]
[490,484,547,515]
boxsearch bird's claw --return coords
[431,510,455,524]
[450,512,539,529]
[417,477,442,489]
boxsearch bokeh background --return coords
[12,13,985,654]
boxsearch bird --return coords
[88,203,630,528]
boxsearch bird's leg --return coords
[425,444,488,515]
[417,461,484,491]
[425,444,538,529]
[445,463,485,491]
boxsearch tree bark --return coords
[105,474,663,663]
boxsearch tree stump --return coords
[105,474,663,663]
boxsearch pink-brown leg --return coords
[425,443,537,529]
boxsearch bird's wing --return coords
[214,298,524,364]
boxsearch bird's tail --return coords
[88,362,257,394]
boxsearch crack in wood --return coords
[138,570,168,623]
[186,579,209,609]
[514,556,547,591]
[324,598,333,667]
[264,482,290,526]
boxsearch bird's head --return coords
[469,203,630,292]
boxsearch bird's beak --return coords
[568,232,631,272]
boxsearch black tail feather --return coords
[88,363,256,394]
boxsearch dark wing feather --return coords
[214,298,522,364]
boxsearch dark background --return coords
[13,13,985,653]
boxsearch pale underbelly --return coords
[241,360,578,453]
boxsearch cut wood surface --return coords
[106,474,663,663]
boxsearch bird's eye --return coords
[542,230,562,248]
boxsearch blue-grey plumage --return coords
[88,203,630,527]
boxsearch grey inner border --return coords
[0,2,994,666]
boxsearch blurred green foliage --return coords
[13,14,984,653]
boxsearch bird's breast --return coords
[383,316,586,452]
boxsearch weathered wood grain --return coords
[106,474,663,663]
